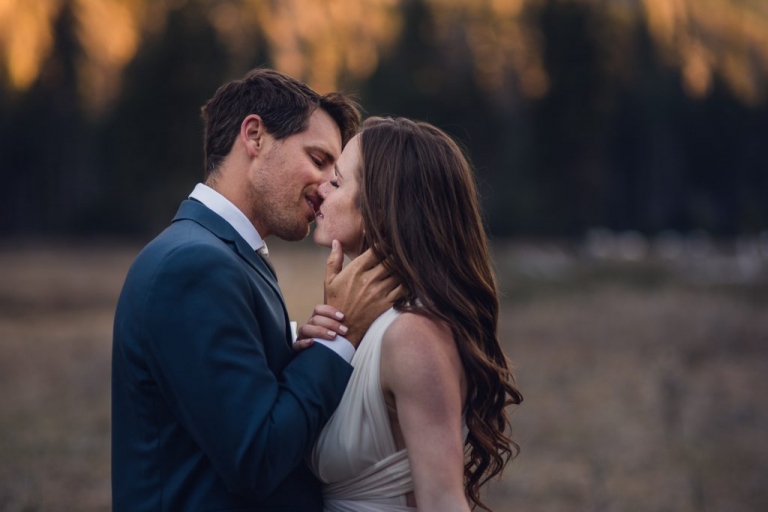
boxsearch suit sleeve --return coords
[141,242,351,499]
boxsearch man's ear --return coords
[241,114,266,158]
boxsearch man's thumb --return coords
[326,240,343,282]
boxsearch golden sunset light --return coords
[2,2,768,512]
[1,0,766,108]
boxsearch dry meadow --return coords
[0,240,766,511]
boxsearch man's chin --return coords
[273,223,310,242]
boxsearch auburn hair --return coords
[357,117,523,511]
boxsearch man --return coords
[112,69,398,511]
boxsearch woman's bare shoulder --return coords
[380,311,462,390]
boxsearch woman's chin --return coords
[312,230,331,248]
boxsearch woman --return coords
[299,117,522,511]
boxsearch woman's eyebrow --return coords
[334,163,344,179]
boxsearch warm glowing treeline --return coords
[0,0,157,113]
[1,0,766,111]
[422,0,768,104]
[0,0,60,91]
[0,0,403,113]
[640,0,768,103]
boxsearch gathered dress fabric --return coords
[310,308,418,512]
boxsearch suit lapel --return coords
[172,200,293,347]
[232,235,284,301]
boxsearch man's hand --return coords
[324,240,402,346]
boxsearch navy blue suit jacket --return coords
[112,200,352,511]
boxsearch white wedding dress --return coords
[309,307,418,512]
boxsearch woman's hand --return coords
[291,337,315,353]
[292,304,349,353]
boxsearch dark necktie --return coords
[256,249,277,281]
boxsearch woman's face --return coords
[313,134,364,257]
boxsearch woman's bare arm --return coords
[380,313,470,512]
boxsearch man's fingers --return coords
[365,260,394,281]
[373,274,400,299]
[325,240,344,283]
[382,274,401,293]
[349,248,381,271]
[386,283,404,301]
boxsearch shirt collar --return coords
[189,183,267,254]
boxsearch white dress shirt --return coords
[189,183,355,363]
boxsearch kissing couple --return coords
[112,68,522,512]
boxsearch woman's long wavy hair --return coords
[356,117,523,511]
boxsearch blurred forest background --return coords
[1,0,767,511]
[1,0,767,236]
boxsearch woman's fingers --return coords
[297,319,348,340]
[312,304,345,321]
[297,324,334,340]
[292,338,315,353]
[301,304,348,337]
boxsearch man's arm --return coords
[142,242,351,499]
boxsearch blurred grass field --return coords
[0,240,766,511]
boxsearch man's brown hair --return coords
[201,68,360,178]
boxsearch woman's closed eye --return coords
[330,163,342,188]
